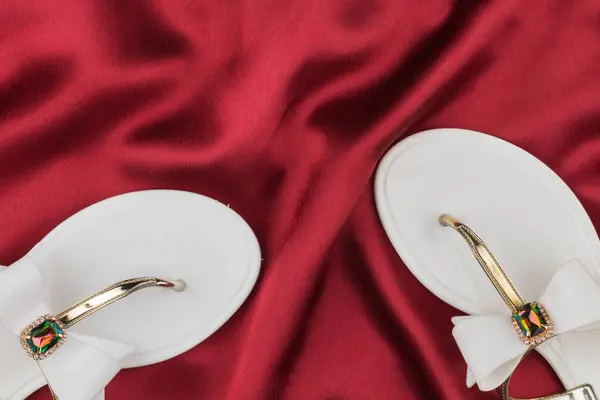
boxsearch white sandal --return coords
[0,190,261,400]
[375,129,600,399]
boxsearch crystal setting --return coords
[21,315,67,360]
[511,302,554,346]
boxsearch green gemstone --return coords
[26,319,64,355]
[513,303,548,338]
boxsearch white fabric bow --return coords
[0,244,134,400]
[452,258,600,391]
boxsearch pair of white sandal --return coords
[0,191,261,400]
[375,129,600,399]
[2,128,598,399]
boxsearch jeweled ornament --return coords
[21,315,67,360]
[511,302,554,345]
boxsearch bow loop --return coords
[452,315,525,390]
[0,323,42,400]
[540,260,600,335]
[0,255,50,333]
[40,333,133,400]
[0,249,134,400]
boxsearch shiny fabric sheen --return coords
[1,1,599,399]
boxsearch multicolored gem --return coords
[511,302,554,345]
[21,315,67,360]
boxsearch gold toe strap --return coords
[439,214,526,312]
[55,277,186,329]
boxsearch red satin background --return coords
[1,1,600,399]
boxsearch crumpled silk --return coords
[1,1,599,399]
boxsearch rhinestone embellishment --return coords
[511,302,554,345]
[21,315,67,360]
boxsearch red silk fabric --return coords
[2,1,599,399]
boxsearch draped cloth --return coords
[1,1,599,399]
